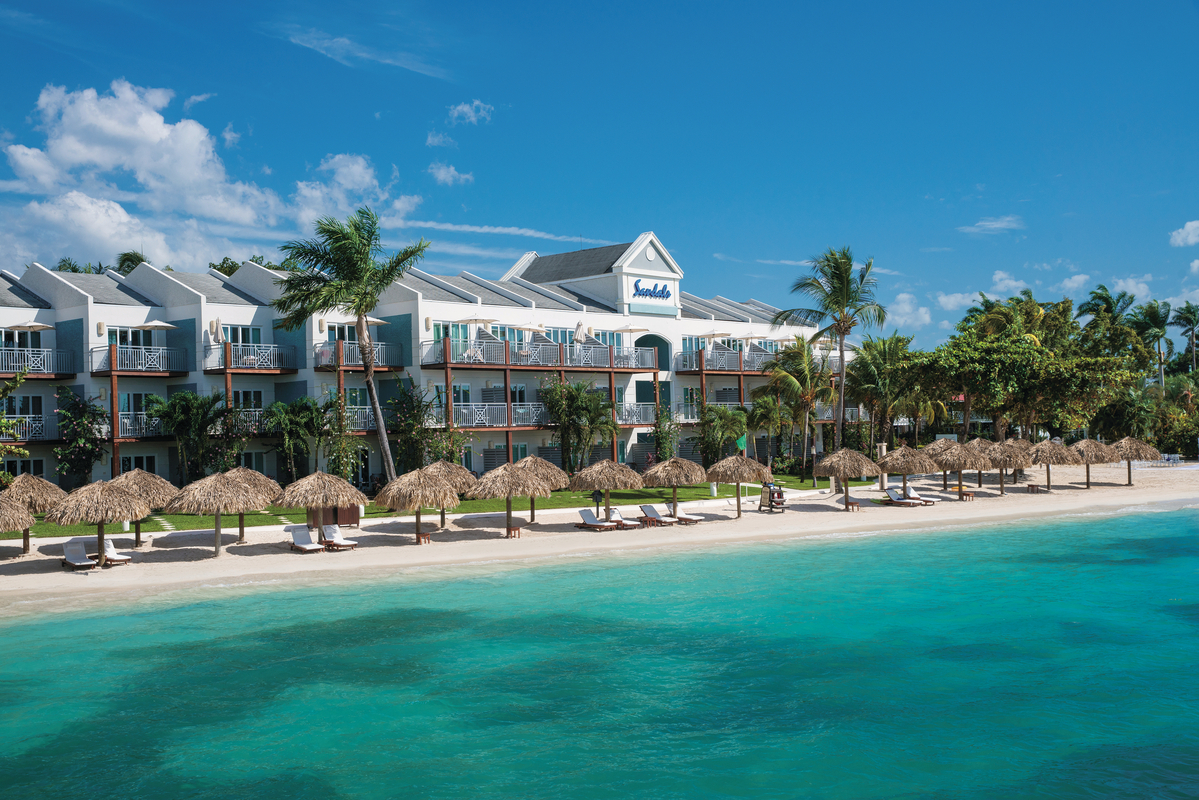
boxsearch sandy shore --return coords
[3,462,1198,618]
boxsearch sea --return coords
[2,507,1199,799]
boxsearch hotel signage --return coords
[632,279,672,301]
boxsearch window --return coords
[327,324,358,343]
[545,328,571,344]
[452,384,471,404]
[433,322,469,341]
[239,452,265,473]
[718,338,744,351]
[682,386,700,405]
[345,388,368,407]
[108,328,154,347]
[682,336,704,353]
[119,393,149,414]
[512,442,528,460]
[222,326,262,344]
[617,440,626,464]
[4,396,42,416]
[231,390,263,409]
[350,452,370,487]
[595,331,624,348]
[1,330,41,349]
[510,384,527,403]
[460,448,473,471]
[615,386,625,403]
[5,458,43,477]
[489,326,526,343]
[121,455,157,474]
[757,340,780,353]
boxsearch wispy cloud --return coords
[1170,220,1199,247]
[382,218,617,245]
[957,215,1025,235]
[755,258,805,266]
[991,270,1028,293]
[872,267,903,276]
[426,242,524,260]
[183,93,215,112]
[221,123,240,147]
[1051,273,1090,293]
[920,247,953,253]
[427,162,473,186]
[1191,259,1199,275]
[448,100,493,125]
[280,26,449,80]
[426,131,456,148]
[889,293,931,329]
[713,253,744,263]
[936,292,982,310]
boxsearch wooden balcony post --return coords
[504,365,513,431]
[335,341,345,398]
[109,343,119,478]
[698,347,707,403]
[506,430,513,464]
[558,342,565,370]
[609,368,618,462]
[224,341,233,407]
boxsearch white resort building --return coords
[0,232,842,487]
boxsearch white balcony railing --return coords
[118,413,162,438]
[452,403,508,428]
[510,402,549,427]
[509,342,563,367]
[0,414,57,441]
[563,344,611,368]
[90,346,189,373]
[314,341,403,368]
[203,344,296,370]
[0,348,74,374]
[345,407,376,431]
[615,402,656,425]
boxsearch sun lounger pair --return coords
[321,525,358,550]
[61,538,131,569]
[904,488,941,504]
[576,509,641,530]
[289,525,356,553]
[883,489,923,507]
[640,505,703,526]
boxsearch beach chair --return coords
[608,510,642,530]
[883,489,922,507]
[576,509,618,530]
[671,505,703,525]
[904,488,941,505]
[61,540,97,570]
[98,538,132,565]
[639,505,678,526]
[289,526,324,553]
[322,525,358,551]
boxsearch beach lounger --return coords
[289,527,324,553]
[61,540,97,570]
[322,525,358,551]
[98,538,132,565]
[904,488,941,505]
[639,505,679,526]
[608,510,642,530]
[883,489,922,507]
[576,509,618,530]
[671,506,703,525]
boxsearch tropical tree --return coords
[263,396,325,483]
[51,384,106,489]
[752,337,834,477]
[540,377,619,472]
[323,393,370,482]
[745,395,782,466]
[698,403,747,466]
[273,207,429,483]
[1170,301,1199,374]
[116,250,147,276]
[54,257,102,274]
[1077,283,1137,327]
[145,391,229,484]
[1128,300,1174,387]
[844,333,911,449]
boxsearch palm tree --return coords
[145,391,229,484]
[1170,301,1199,374]
[844,333,911,449]
[700,404,747,465]
[1077,283,1136,326]
[745,395,782,466]
[541,380,618,472]
[263,396,325,483]
[752,337,834,478]
[771,247,886,471]
[273,207,429,483]
[116,250,147,276]
[1129,300,1174,387]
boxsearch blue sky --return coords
[2,1,1198,347]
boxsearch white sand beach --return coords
[3,462,1198,617]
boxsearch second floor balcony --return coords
[117,412,163,438]
[90,346,189,375]
[0,348,75,376]
[203,343,297,371]
[419,339,657,370]
[314,341,404,370]
[0,414,58,442]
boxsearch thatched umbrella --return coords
[223,467,282,542]
[966,437,997,487]
[165,473,271,557]
[931,444,992,500]
[465,462,553,537]
[643,457,707,518]
[813,449,878,511]
[0,496,35,557]
[707,454,773,518]
[875,446,938,497]
[922,437,958,490]
[422,460,478,526]
[515,455,568,523]
[111,468,179,547]
[46,481,150,566]
[376,469,460,543]
[2,473,64,555]
[988,441,1032,495]
[274,471,368,530]
[569,459,643,522]
[1029,440,1082,492]
[1070,439,1118,489]
[1111,436,1161,486]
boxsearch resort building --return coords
[0,232,841,487]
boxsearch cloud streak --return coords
[183,93,215,111]
[427,162,473,186]
[957,215,1025,235]
[381,218,617,245]
[280,26,449,80]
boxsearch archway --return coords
[635,334,671,371]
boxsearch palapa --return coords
[1029,440,1082,492]
[643,457,707,518]
[1070,439,1119,489]
[3,473,65,555]
[112,468,180,547]
[966,437,997,487]
[376,469,461,543]
[931,444,991,500]
[515,455,568,522]
[875,445,939,497]
[46,481,151,566]
[274,470,368,510]
[0,495,35,557]
[814,449,879,512]
[707,455,773,518]
[165,472,271,557]
[466,462,553,537]
[422,460,478,526]
[987,441,1032,495]
[922,437,958,489]
[1111,436,1161,486]
[223,467,282,542]
[569,459,643,522]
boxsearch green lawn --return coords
[768,475,876,490]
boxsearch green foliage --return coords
[322,394,368,481]
[539,376,618,473]
[753,336,834,472]
[263,397,325,484]
[55,257,103,274]
[844,332,911,447]
[145,391,229,484]
[386,374,470,472]
[52,384,106,485]
[652,402,680,462]
[209,257,241,276]
[116,250,146,276]
[697,402,746,467]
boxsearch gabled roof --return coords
[518,243,632,284]
[54,273,157,306]
[0,274,50,309]
[168,272,262,305]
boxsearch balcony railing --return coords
[742,351,771,372]
[118,412,162,438]
[612,347,658,369]
[0,348,74,374]
[90,346,189,373]
[508,342,563,367]
[511,402,549,427]
[452,403,509,428]
[672,401,743,423]
[314,341,404,368]
[420,339,657,371]
[615,402,656,425]
[0,414,57,441]
[203,344,296,370]
[345,407,376,431]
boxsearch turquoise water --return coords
[3,510,1199,798]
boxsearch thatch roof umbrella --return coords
[465,462,553,537]
[376,469,460,543]
[111,468,179,547]
[932,444,992,500]
[515,455,568,523]
[1070,439,1119,489]
[813,449,878,512]
[922,437,958,490]
[1029,440,1082,492]
[966,437,997,487]
[707,454,773,518]
[642,457,707,518]
[0,496,35,557]
[421,460,478,526]
[987,441,1032,495]
[569,459,643,522]
[274,471,368,529]
[875,446,938,497]
[1111,436,1161,487]
[164,473,271,557]
[222,467,282,542]
[46,481,150,566]
[2,473,65,555]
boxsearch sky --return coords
[1,1,1199,348]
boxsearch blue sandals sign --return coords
[632,279,672,301]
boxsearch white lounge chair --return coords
[322,525,358,551]
[98,538,132,565]
[639,505,679,526]
[884,489,922,507]
[904,488,941,505]
[61,540,97,570]
[576,509,618,530]
[289,526,324,553]
[669,505,703,525]
[608,510,642,530]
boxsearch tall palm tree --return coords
[771,247,886,468]
[263,396,325,483]
[844,333,911,449]
[273,207,429,483]
[145,391,229,484]
[745,395,782,466]
[1128,300,1174,387]
[699,404,747,465]
[1077,283,1137,326]
[752,337,834,477]
[1170,301,1199,374]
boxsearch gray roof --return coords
[169,272,262,305]
[539,283,617,313]
[519,243,631,284]
[397,273,470,303]
[55,273,157,306]
[439,276,521,308]
[0,275,49,309]
[485,280,576,311]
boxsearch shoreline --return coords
[3,462,1198,621]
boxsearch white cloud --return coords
[1170,220,1199,247]
[938,320,952,330]
[889,293,930,330]
[1191,259,1199,275]
[755,258,805,266]
[280,26,449,80]
[426,242,524,260]
[991,270,1028,293]
[1051,273,1091,293]
[221,123,240,147]
[183,93,214,111]
[714,253,744,263]
[379,217,616,245]
[447,100,493,126]
[293,154,387,227]
[427,162,473,186]
[956,215,1025,235]
[936,291,982,310]
[426,131,456,148]
[1113,273,1153,299]
[872,267,903,276]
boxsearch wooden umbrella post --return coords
[134,519,142,548]
[942,470,948,490]
[999,469,1005,495]
[1085,463,1091,489]
[736,482,742,518]
[97,521,106,567]
[957,470,964,501]
[1127,459,1133,486]
[506,495,513,536]
[604,489,611,522]
[415,507,422,543]
[977,470,982,488]
[239,512,246,543]
[673,486,679,518]
[529,497,536,523]
[1046,464,1052,492]
[22,527,30,555]
[441,506,447,527]
[214,508,223,556]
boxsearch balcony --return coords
[615,402,656,425]
[203,343,297,371]
[118,412,163,438]
[452,403,509,428]
[0,414,58,441]
[511,402,549,427]
[0,348,75,376]
[419,339,657,370]
[90,346,189,374]
[314,341,404,370]
[674,350,740,372]
[344,407,377,431]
